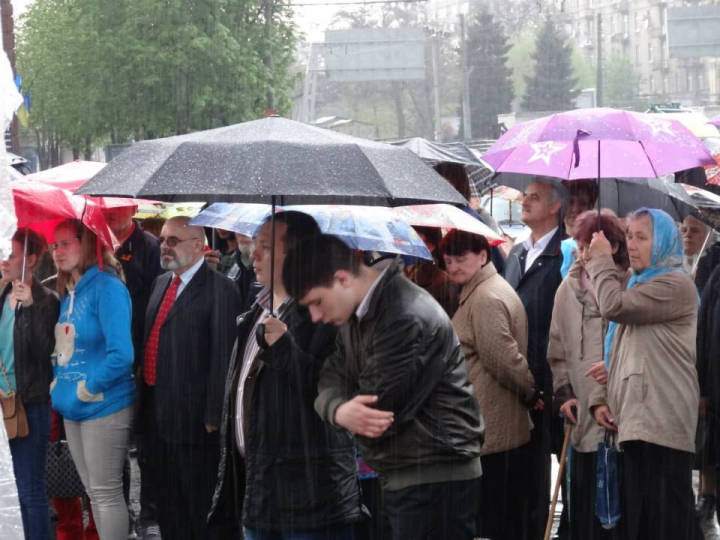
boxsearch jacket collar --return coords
[362,257,403,322]
[459,262,497,305]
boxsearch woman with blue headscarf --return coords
[585,208,701,540]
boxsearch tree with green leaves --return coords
[17,0,299,163]
[521,18,579,112]
[603,54,644,110]
[465,9,514,138]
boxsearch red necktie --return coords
[143,276,181,386]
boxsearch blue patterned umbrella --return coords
[189,202,433,260]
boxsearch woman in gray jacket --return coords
[586,208,701,540]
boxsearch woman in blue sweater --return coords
[50,218,135,540]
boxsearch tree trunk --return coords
[84,135,92,160]
[391,82,406,138]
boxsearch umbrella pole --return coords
[597,140,601,231]
[21,227,29,282]
[691,230,713,277]
[270,195,276,316]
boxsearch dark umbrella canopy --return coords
[492,173,719,227]
[392,137,495,193]
[77,117,467,207]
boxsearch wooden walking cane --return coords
[544,425,573,540]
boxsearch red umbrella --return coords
[25,160,155,208]
[12,178,119,249]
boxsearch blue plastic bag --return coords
[595,431,621,529]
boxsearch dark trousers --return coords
[477,445,531,540]
[356,477,391,540]
[621,441,701,540]
[526,406,552,540]
[139,386,226,540]
[9,402,51,540]
[570,449,619,540]
[136,386,159,528]
[244,525,356,540]
[382,477,480,540]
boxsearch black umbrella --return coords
[77,117,467,207]
[490,173,720,228]
[392,137,495,195]
[78,116,467,315]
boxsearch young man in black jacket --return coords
[283,234,484,540]
[208,213,364,540]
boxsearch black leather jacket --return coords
[208,299,364,531]
[315,259,484,488]
[0,280,59,405]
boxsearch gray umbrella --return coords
[77,117,467,207]
[392,137,495,195]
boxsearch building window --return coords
[635,12,641,32]
[611,15,616,35]
[698,72,704,91]
[650,76,656,94]
[635,45,640,63]
[623,14,629,34]
[648,44,653,63]
[687,72,693,93]
[663,76,668,94]
[645,11,651,29]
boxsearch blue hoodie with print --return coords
[51,265,135,422]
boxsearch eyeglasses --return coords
[51,238,79,251]
[157,236,199,248]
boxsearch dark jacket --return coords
[0,280,60,405]
[229,250,259,313]
[504,228,565,391]
[315,259,484,491]
[698,265,720,414]
[116,221,162,371]
[139,262,241,444]
[405,260,459,318]
[209,299,364,531]
[696,241,720,295]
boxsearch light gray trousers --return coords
[64,406,132,540]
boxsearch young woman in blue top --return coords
[50,218,135,540]
[0,229,59,540]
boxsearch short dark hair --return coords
[12,229,46,259]
[439,229,491,260]
[563,179,600,209]
[264,211,321,253]
[434,162,471,200]
[283,234,362,300]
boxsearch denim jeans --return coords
[64,406,132,540]
[244,524,356,540]
[9,401,51,540]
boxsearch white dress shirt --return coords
[522,227,558,273]
[174,257,205,298]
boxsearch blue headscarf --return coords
[603,208,684,368]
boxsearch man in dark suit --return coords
[138,216,241,540]
[504,178,568,540]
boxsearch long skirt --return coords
[569,449,619,540]
[620,441,701,540]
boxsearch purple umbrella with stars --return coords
[482,108,715,180]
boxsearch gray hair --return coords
[532,177,569,225]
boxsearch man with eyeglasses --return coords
[137,216,242,540]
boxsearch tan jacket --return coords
[452,262,534,455]
[587,255,699,454]
[548,262,629,453]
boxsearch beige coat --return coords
[548,261,629,453]
[587,255,699,454]
[452,262,534,455]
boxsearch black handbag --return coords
[46,440,86,498]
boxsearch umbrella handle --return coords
[269,196,276,316]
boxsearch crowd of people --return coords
[1,165,720,540]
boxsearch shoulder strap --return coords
[0,355,14,395]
